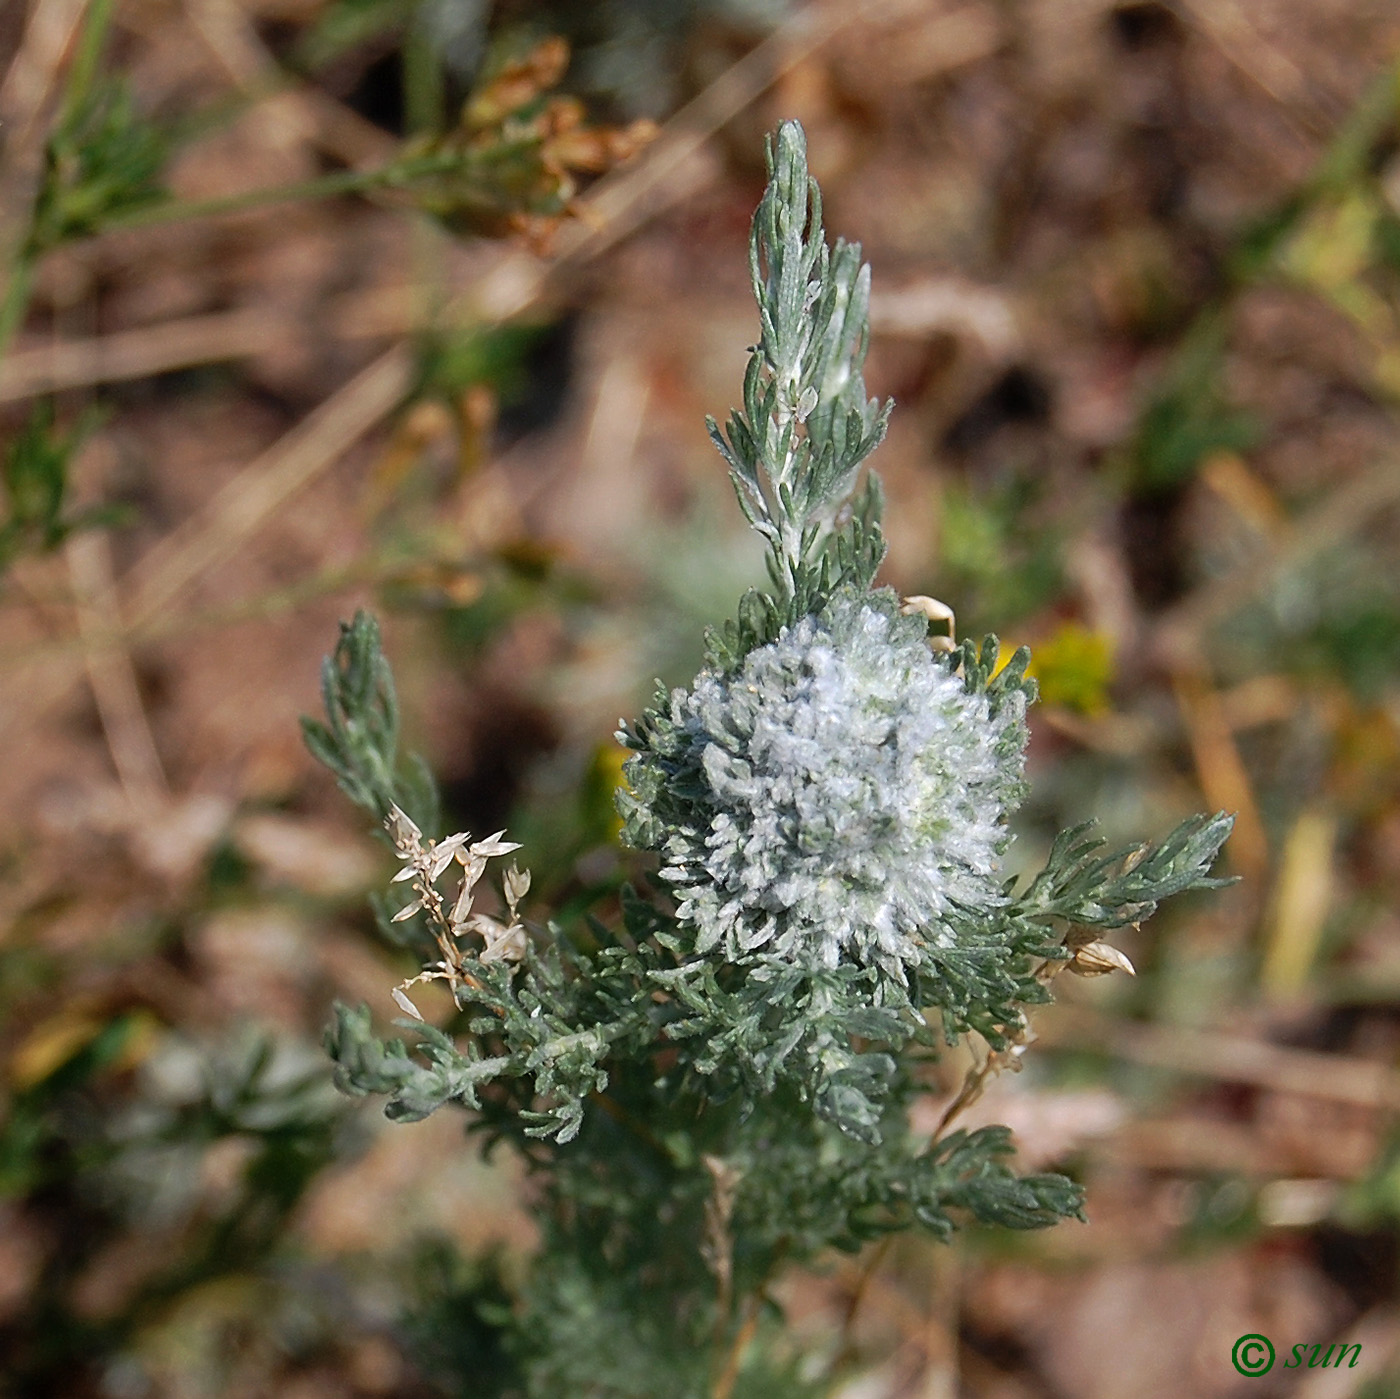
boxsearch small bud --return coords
[1068,941,1136,977]
[901,595,956,649]
[901,595,955,624]
[503,862,532,911]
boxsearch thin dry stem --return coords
[1042,1007,1400,1112]
[702,1154,741,1340]
[1171,661,1269,879]
[65,529,168,815]
[711,1294,762,1399]
[832,1237,894,1375]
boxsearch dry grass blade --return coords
[1154,451,1400,668]
[1170,663,1269,880]
[1177,0,1330,137]
[0,0,86,125]
[183,0,396,168]
[122,345,414,627]
[0,0,90,285]
[1044,1008,1400,1111]
[0,347,411,739]
[65,528,169,812]
[0,306,283,402]
[0,285,434,402]
[1260,807,1337,1001]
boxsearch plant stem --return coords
[60,0,116,127]
[0,0,118,367]
[402,3,450,343]
[831,1237,892,1375]
[711,1293,761,1399]
[0,256,37,369]
[97,152,467,233]
[402,3,444,137]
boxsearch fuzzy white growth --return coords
[656,595,1028,976]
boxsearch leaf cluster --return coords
[536,612,1229,1142]
[706,121,891,633]
[30,74,166,253]
[309,607,1228,1396]
[1015,812,1237,930]
[384,34,656,240]
[300,610,440,838]
[328,916,660,1143]
[313,623,1190,1150]
[701,474,888,675]
[0,1025,346,1395]
[0,404,122,573]
[320,613,1231,1150]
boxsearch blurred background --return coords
[2,0,1400,1395]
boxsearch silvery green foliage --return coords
[637,590,1028,978]
[300,610,438,838]
[707,122,889,615]
[310,120,1233,1398]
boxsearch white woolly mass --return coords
[657,596,1028,975]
